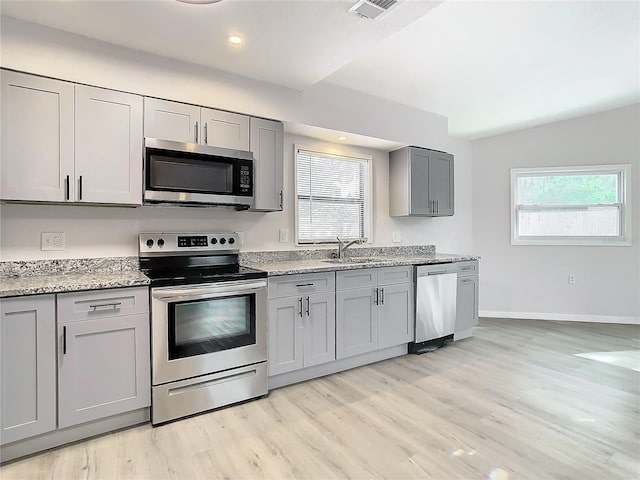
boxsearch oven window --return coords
[149,154,233,194]
[168,294,255,360]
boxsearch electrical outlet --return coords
[236,231,244,245]
[392,231,402,243]
[279,229,289,243]
[41,232,65,251]
[568,274,576,284]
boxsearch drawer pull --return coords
[460,266,474,271]
[89,302,122,311]
[461,279,475,283]
[295,283,315,287]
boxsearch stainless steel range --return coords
[139,232,268,425]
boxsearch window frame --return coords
[294,145,373,245]
[510,164,632,246]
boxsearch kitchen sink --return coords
[323,257,386,264]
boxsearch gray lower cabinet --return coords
[267,273,336,376]
[0,295,57,445]
[336,266,413,360]
[456,276,479,333]
[57,287,151,428]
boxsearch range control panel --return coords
[139,233,240,255]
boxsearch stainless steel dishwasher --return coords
[411,263,457,354]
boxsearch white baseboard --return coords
[479,310,640,325]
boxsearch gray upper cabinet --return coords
[75,86,143,205]
[249,117,284,211]
[143,98,250,151]
[0,295,57,445]
[1,70,143,205]
[201,107,249,151]
[1,70,74,202]
[143,98,200,143]
[57,287,150,428]
[389,146,454,216]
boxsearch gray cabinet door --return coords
[58,313,150,428]
[378,283,414,349]
[1,71,74,202]
[456,276,479,332]
[409,148,432,215]
[303,293,336,368]
[428,150,454,216]
[143,98,200,143]
[74,85,143,205]
[0,295,56,445]
[336,288,378,360]
[268,296,304,376]
[200,108,250,150]
[249,117,284,211]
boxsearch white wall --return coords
[472,104,640,323]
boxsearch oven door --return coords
[151,279,267,385]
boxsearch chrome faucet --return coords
[336,237,364,259]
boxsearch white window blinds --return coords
[296,148,370,243]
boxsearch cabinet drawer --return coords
[336,268,377,291]
[57,287,149,323]
[415,262,457,276]
[455,261,479,277]
[377,266,413,286]
[268,272,335,299]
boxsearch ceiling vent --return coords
[349,0,398,20]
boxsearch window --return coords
[295,147,371,244]
[511,165,631,246]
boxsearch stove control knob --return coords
[146,239,154,248]
[157,238,165,247]
[220,238,227,245]
[228,238,235,245]
[210,238,218,245]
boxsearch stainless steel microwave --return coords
[144,138,254,209]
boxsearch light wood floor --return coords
[2,318,639,480]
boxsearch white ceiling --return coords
[2,0,638,140]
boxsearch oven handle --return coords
[152,280,267,301]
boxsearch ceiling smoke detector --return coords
[348,0,398,20]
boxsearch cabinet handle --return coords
[78,175,83,200]
[374,288,379,305]
[89,302,122,311]
[380,288,385,305]
[461,279,475,283]
[63,326,67,355]
[279,190,283,210]
[305,296,310,316]
[204,122,208,144]
[298,297,303,317]
[65,175,70,200]
[194,121,198,143]
[436,199,439,213]
[295,283,314,287]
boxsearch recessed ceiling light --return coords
[227,35,243,45]
[338,136,347,141]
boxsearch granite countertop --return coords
[242,253,479,276]
[0,257,150,298]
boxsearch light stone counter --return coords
[240,247,478,276]
[0,257,150,298]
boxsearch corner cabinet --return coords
[250,118,284,211]
[0,295,57,445]
[1,71,74,202]
[267,273,336,376]
[389,146,454,217]
[57,287,150,428]
[336,266,414,360]
[0,70,143,205]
